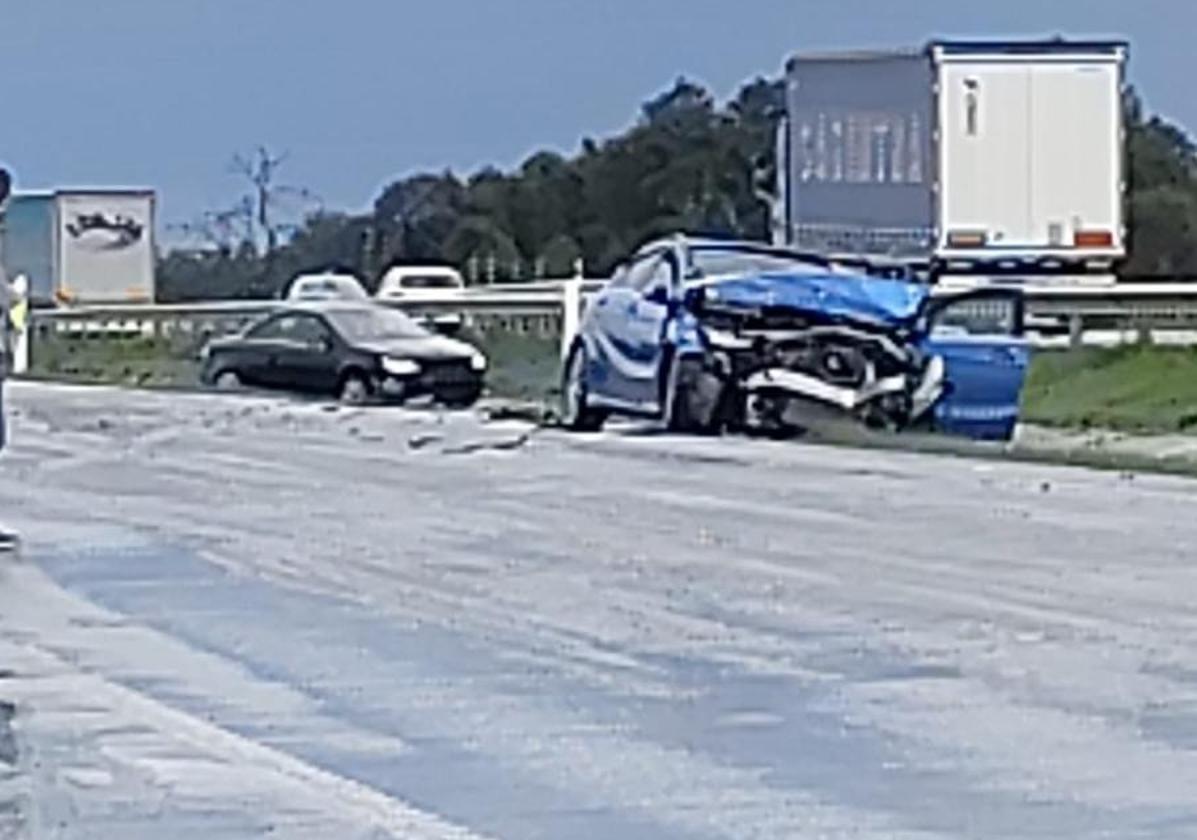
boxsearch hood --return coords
[353,334,476,361]
[695,270,930,328]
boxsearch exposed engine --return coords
[679,307,945,436]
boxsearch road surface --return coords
[1,382,1196,839]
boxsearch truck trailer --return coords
[1,189,156,306]
[778,39,1127,275]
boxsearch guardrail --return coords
[30,279,1197,344]
[24,278,1197,389]
[24,279,604,393]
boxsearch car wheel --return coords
[561,344,606,431]
[663,355,716,434]
[440,387,482,410]
[214,370,244,392]
[339,372,372,406]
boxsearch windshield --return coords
[295,283,336,298]
[325,307,428,341]
[688,247,830,280]
[399,274,461,289]
[291,277,367,299]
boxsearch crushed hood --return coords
[696,270,930,328]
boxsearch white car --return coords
[376,266,465,302]
[286,272,370,302]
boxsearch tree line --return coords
[158,78,1197,301]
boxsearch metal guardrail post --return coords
[560,272,581,360]
[1068,313,1083,349]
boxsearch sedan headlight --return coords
[469,350,488,372]
[382,356,421,377]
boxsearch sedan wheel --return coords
[339,373,372,406]
[214,370,244,392]
[663,355,718,434]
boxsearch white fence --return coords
[26,278,1197,371]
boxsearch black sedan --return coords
[200,302,487,406]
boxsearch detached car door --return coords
[920,289,1030,441]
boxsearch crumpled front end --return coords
[676,271,949,435]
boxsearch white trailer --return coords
[2,189,156,306]
[781,40,1127,275]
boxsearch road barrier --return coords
[24,278,1197,391]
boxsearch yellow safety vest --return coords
[10,298,26,333]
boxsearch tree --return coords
[372,171,466,266]
[641,77,714,125]
[163,76,1197,298]
[227,146,321,256]
[442,215,521,281]
[539,233,583,276]
[1124,92,1197,275]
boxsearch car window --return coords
[623,253,671,292]
[246,314,295,340]
[643,255,675,293]
[325,307,428,341]
[400,274,461,289]
[930,294,1022,337]
[607,263,632,289]
[290,315,332,347]
[688,247,828,279]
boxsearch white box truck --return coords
[1,189,156,305]
[779,40,1126,275]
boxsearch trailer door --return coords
[1028,60,1122,255]
[938,61,1033,251]
[935,43,1126,261]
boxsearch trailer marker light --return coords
[947,230,988,248]
[1074,230,1114,248]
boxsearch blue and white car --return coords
[561,236,1029,441]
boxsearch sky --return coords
[0,0,1192,232]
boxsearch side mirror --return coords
[318,337,334,354]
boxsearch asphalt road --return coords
[1,382,1197,839]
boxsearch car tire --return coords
[213,370,244,392]
[663,355,716,434]
[440,387,482,410]
[339,372,372,406]
[561,344,606,432]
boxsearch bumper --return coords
[742,368,909,412]
[737,356,947,434]
[742,357,944,416]
[378,367,483,404]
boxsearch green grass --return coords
[28,329,565,401]
[461,328,561,403]
[30,337,201,389]
[1022,346,1197,434]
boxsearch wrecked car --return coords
[561,236,1029,441]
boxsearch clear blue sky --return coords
[1,0,1190,230]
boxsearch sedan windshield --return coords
[688,247,831,280]
[400,275,461,289]
[326,307,429,341]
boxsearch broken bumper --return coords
[740,355,946,430]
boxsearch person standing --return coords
[0,166,16,552]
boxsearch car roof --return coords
[383,265,461,275]
[285,300,384,314]
[631,234,839,268]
